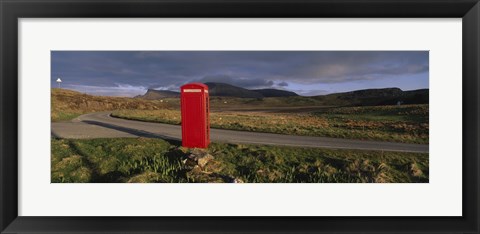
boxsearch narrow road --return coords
[51,112,429,153]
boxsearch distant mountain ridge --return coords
[252,88,299,97]
[313,88,429,106]
[205,82,264,98]
[134,89,180,99]
[135,82,428,106]
[135,82,299,99]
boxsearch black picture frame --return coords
[1,0,479,233]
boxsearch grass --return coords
[51,137,186,183]
[52,137,429,183]
[52,88,429,143]
[51,88,175,122]
[209,96,325,108]
[51,89,320,121]
[112,104,428,144]
[53,111,86,122]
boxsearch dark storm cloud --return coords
[278,51,429,84]
[51,51,428,97]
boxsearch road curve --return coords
[51,112,429,153]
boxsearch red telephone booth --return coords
[180,83,210,148]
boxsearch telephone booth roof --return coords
[181,83,209,90]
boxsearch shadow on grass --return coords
[82,120,182,147]
[65,140,103,182]
[65,139,191,183]
[65,141,129,182]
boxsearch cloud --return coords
[65,84,147,97]
[52,51,429,96]
[280,51,429,84]
[147,83,183,91]
[293,89,330,96]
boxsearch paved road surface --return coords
[51,112,429,153]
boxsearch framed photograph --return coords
[1,0,479,233]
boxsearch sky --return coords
[51,51,429,97]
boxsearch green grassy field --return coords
[112,104,428,144]
[51,89,429,183]
[52,137,429,183]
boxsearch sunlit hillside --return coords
[51,88,177,121]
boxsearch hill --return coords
[204,82,264,98]
[51,88,177,121]
[402,89,429,104]
[135,82,300,99]
[52,86,429,122]
[135,89,180,99]
[313,88,429,106]
[252,88,299,97]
